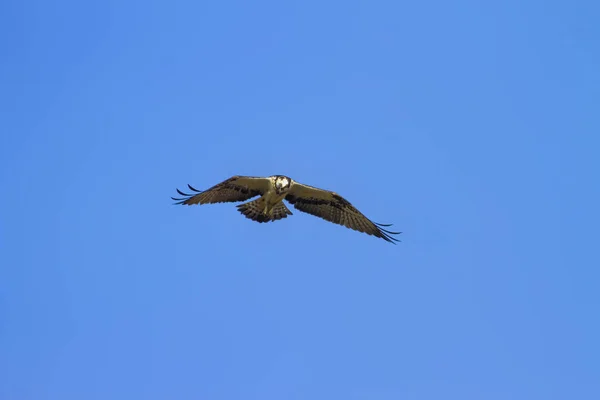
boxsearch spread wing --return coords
[172,176,271,205]
[286,182,401,243]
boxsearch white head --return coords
[273,175,291,194]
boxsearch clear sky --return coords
[1,0,599,399]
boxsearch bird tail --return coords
[271,201,293,221]
[237,198,292,223]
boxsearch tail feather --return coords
[271,202,293,221]
[237,198,292,223]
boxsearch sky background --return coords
[1,0,599,399]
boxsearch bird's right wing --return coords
[172,176,271,205]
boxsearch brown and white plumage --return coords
[172,176,270,205]
[284,182,400,243]
[172,175,401,243]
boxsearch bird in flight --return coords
[172,175,401,243]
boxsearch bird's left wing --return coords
[286,182,401,243]
[172,176,271,205]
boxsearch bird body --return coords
[258,175,292,216]
[236,176,293,223]
[172,175,401,243]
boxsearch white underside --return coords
[261,183,292,215]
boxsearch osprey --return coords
[172,175,401,243]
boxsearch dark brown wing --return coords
[286,182,401,243]
[172,176,271,205]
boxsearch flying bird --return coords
[171,175,401,243]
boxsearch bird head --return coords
[274,176,291,193]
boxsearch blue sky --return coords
[1,0,599,398]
